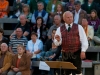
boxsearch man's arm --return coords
[34,42,43,54]
[78,25,88,52]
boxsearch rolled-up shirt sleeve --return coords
[54,27,62,46]
[78,25,88,52]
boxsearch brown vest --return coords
[60,23,81,53]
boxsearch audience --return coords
[7,45,31,75]
[73,1,87,25]
[11,14,30,39]
[9,28,28,54]
[88,10,100,32]
[0,43,12,75]
[1,0,100,74]
[47,15,62,39]
[0,28,9,45]
[0,0,9,18]
[32,17,47,43]
[31,2,48,25]
[29,0,46,13]
[81,18,94,46]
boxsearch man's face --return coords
[38,3,44,11]
[54,16,61,25]
[52,30,56,39]
[1,44,8,52]
[16,28,23,37]
[20,16,26,24]
[88,0,93,3]
[63,13,73,24]
[75,4,81,11]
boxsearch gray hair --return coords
[37,1,44,7]
[1,43,8,47]
[54,15,61,21]
[74,1,81,5]
[19,14,27,19]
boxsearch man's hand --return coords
[13,68,19,72]
[55,35,60,42]
[49,54,56,59]
[80,52,86,59]
[52,43,57,49]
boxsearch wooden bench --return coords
[0,18,18,35]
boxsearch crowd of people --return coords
[0,0,100,75]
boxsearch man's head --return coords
[63,11,73,24]
[1,43,8,52]
[19,14,27,25]
[52,29,56,39]
[88,0,93,3]
[31,32,38,42]
[74,1,81,12]
[16,28,23,37]
[82,18,88,27]
[37,2,44,11]
[54,15,61,25]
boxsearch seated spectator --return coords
[7,45,31,75]
[82,18,94,46]
[11,0,26,18]
[0,43,12,75]
[0,0,9,18]
[73,1,87,25]
[21,4,32,23]
[64,0,75,12]
[41,29,62,75]
[26,32,43,74]
[9,28,28,54]
[47,15,62,39]
[26,32,43,59]
[11,14,30,39]
[0,28,9,45]
[93,26,100,45]
[46,0,61,26]
[29,0,46,13]
[81,0,100,17]
[31,2,48,25]
[32,17,47,43]
[88,10,100,33]
[55,4,64,23]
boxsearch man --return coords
[54,11,88,75]
[73,1,87,25]
[10,14,30,39]
[31,2,48,24]
[29,0,46,13]
[81,18,94,46]
[0,43,12,75]
[9,28,28,54]
[47,15,62,39]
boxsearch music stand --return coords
[45,61,77,75]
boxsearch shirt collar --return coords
[75,8,81,13]
[65,23,73,29]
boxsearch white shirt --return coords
[54,23,88,52]
[51,4,55,13]
[37,29,40,39]
[74,9,81,24]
